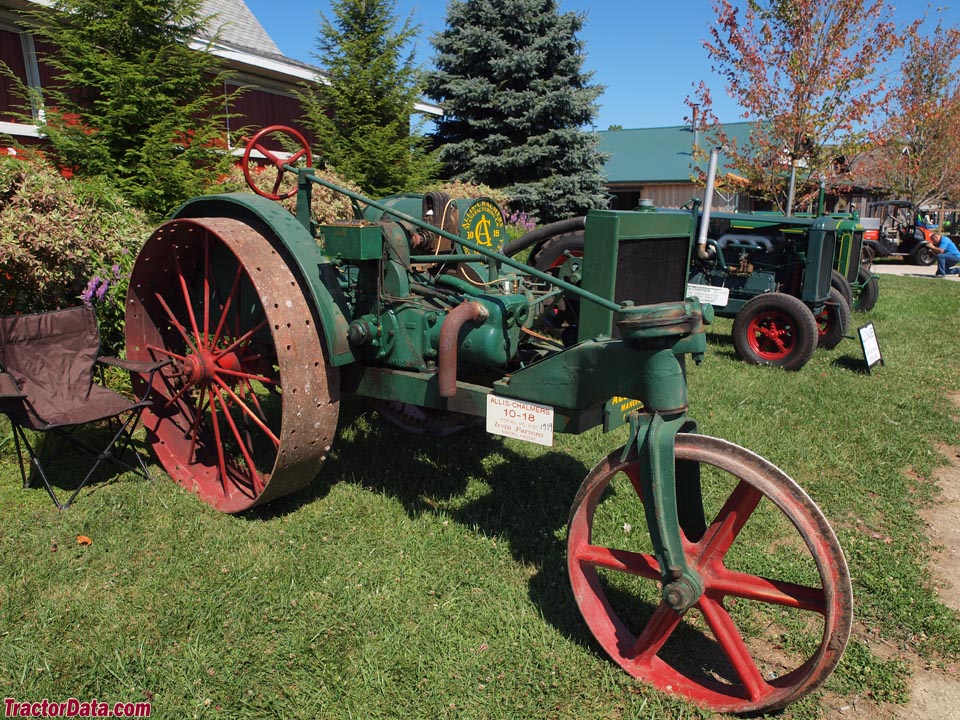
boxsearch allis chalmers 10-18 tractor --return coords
[123,126,852,714]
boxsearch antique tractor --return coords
[678,152,852,371]
[830,211,879,313]
[517,153,853,371]
[123,126,852,714]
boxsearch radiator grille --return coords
[614,237,689,306]
[846,230,864,282]
[817,233,837,299]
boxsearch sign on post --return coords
[858,323,884,372]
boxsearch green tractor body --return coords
[120,127,853,714]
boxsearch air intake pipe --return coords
[696,147,721,260]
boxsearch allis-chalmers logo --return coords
[461,200,505,255]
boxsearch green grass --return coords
[1,273,958,719]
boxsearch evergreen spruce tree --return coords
[426,0,607,223]
[301,0,437,197]
[18,0,234,218]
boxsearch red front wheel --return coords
[732,293,818,370]
[567,434,852,714]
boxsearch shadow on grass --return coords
[248,395,597,643]
[831,354,872,374]
[246,397,748,690]
[10,425,153,505]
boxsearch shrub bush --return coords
[0,150,151,353]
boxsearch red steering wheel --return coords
[241,125,313,200]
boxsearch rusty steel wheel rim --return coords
[125,216,339,513]
[567,434,853,714]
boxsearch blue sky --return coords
[242,1,959,131]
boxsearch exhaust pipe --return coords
[438,301,489,398]
[696,147,721,259]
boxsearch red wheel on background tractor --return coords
[125,216,339,513]
[567,434,853,714]
[732,293,818,371]
[241,125,313,201]
[814,288,850,351]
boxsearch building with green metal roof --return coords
[597,122,756,211]
[597,122,885,217]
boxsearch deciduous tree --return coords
[868,21,960,208]
[300,0,437,197]
[425,0,607,223]
[689,0,902,212]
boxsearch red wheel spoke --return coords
[574,544,661,579]
[161,380,196,413]
[631,602,683,662]
[711,569,827,613]
[215,319,269,358]
[146,345,187,363]
[211,265,245,350]
[699,596,771,702]
[147,345,187,377]
[288,148,307,165]
[213,375,281,447]
[207,388,230,494]
[241,378,270,423]
[202,232,212,339]
[210,383,263,495]
[154,292,200,354]
[238,351,277,365]
[185,389,206,465]
[216,367,278,385]
[172,252,204,350]
[697,480,763,564]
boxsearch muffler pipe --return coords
[439,301,489,398]
[697,147,720,259]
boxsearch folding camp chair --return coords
[0,306,168,509]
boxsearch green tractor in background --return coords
[518,150,860,371]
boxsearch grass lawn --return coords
[1,273,958,719]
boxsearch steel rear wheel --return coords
[567,434,852,714]
[125,216,339,513]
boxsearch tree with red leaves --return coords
[868,21,960,209]
[689,0,903,212]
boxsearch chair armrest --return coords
[0,372,26,399]
[98,356,171,373]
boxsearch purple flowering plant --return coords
[505,209,538,243]
[80,260,130,354]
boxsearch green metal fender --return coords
[172,193,355,367]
